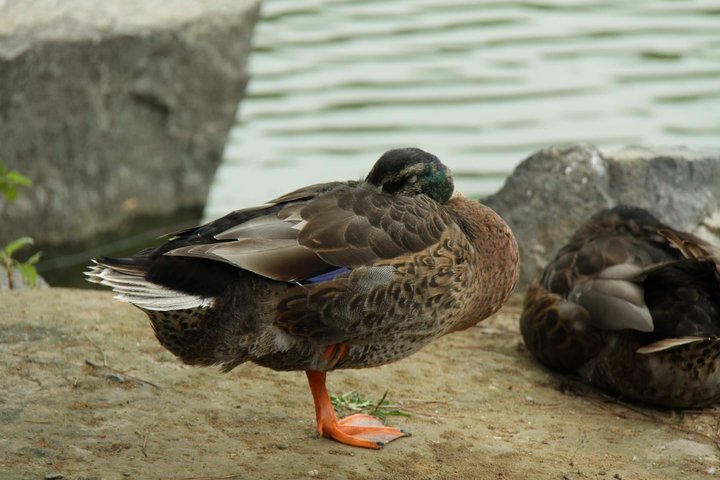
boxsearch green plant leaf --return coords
[3,236,34,256]
[25,251,43,265]
[17,263,38,287]
[6,171,31,187]
[0,161,32,201]
[0,186,18,201]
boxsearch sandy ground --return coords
[2,289,720,480]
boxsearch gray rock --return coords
[0,0,260,245]
[484,144,720,290]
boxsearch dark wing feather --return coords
[644,256,720,339]
[298,187,448,266]
[542,217,720,340]
[133,181,351,293]
[543,235,661,332]
[639,226,720,340]
[163,182,449,283]
[268,181,348,204]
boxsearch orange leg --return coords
[322,343,350,369]
[305,370,410,449]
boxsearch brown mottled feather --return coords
[520,282,604,372]
[520,205,720,408]
[88,149,520,377]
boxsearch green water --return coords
[36,207,203,289]
[205,0,720,220]
[38,0,720,286]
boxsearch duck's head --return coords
[366,148,454,203]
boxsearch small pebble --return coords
[308,470,319,477]
[45,475,63,480]
[563,475,572,480]
[276,443,289,450]
[708,467,717,475]
[614,474,623,480]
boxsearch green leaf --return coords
[17,263,38,287]
[0,186,18,201]
[3,237,34,257]
[6,171,31,187]
[25,251,43,265]
[0,161,31,201]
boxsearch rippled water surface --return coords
[205,0,720,219]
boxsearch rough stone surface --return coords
[484,144,720,291]
[0,0,260,245]
[2,288,720,479]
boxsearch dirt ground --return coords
[2,289,720,480]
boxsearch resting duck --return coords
[520,205,720,408]
[87,148,520,448]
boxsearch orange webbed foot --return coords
[334,413,410,446]
[306,370,410,449]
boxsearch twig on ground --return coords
[84,334,108,367]
[568,431,587,467]
[595,394,663,422]
[141,432,149,458]
[84,359,161,390]
[176,475,244,480]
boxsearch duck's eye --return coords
[407,175,418,184]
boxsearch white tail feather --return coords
[85,264,213,312]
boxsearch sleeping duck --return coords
[87,148,520,448]
[520,205,720,408]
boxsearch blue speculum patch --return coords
[305,267,351,283]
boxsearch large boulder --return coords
[484,144,720,291]
[0,0,260,245]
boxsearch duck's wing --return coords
[164,183,450,283]
[89,181,350,300]
[542,224,720,339]
[542,235,660,333]
[159,181,348,248]
[294,185,450,267]
[642,227,720,340]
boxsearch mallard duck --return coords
[86,148,520,448]
[520,205,720,408]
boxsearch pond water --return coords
[35,0,720,287]
[204,0,720,220]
